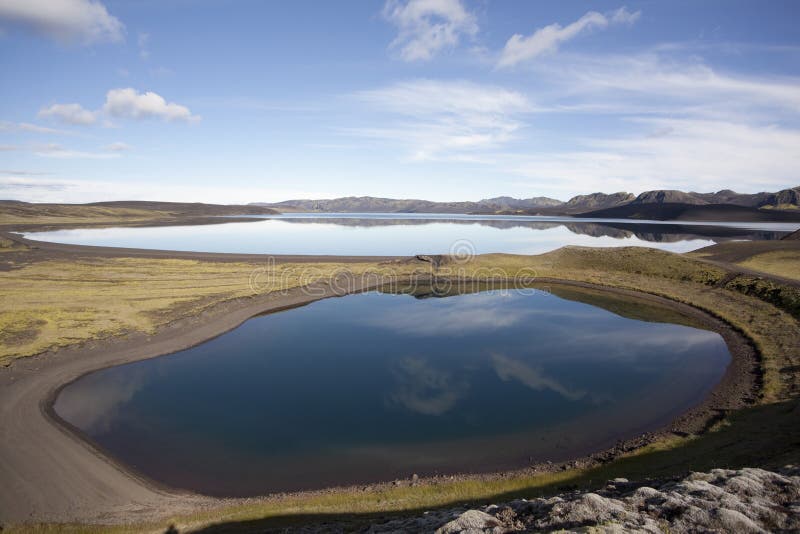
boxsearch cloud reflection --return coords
[364,292,590,337]
[490,352,586,401]
[54,368,146,433]
[387,357,469,416]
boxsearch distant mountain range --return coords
[255,195,563,214]
[253,186,800,221]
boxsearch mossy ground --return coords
[0,205,172,226]
[737,250,800,281]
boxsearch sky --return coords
[1,0,799,204]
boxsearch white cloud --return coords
[553,53,800,114]
[0,120,72,135]
[38,103,97,125]
[0,0,124,44]
[505,118,800,196]
[497,7,640,68]
[102,88,200,122]
[0,177,74,194]
[349,79,531,160]
[33,143,119,159]
[104,141,131,151]
[0,176,334,204]
[33,88,197,128]
[609,6,640,25]
[0,169,50,176]
[383,0,478,61]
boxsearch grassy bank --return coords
[0,204,176,227]
[0,257,425,365]
[0,201,278,229]
[2,246,797,388]
[690,239,800,282]
[2,244,800,532]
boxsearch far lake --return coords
[54,286,731,496]
[25,213,799,256]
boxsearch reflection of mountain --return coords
[561,223,632,239]
[278,216,560,231]
[577,202,800,222]
[276,216,789,243]
[563,222,787,243]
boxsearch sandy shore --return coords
[0,237,760,525]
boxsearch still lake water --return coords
[25,213,799,256]
[55,286,731,496]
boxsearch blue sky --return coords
[1,0,799,203]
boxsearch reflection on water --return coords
[490,352,587,402]
[26,213,798,256]
[55,286,731,496]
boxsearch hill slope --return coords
[256,186,799,217]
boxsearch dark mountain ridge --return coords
[254,186,799,218]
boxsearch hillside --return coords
[88,201,278,216]
[256,186,800,216]
[0,200,278,229]
[633,187,799,209]
[255,195,562,214]
[632,190,708,205]
[559,192,637,213]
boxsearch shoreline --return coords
[50,280,759,494]
[0,239,759,525]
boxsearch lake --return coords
[54,285,731,496]
[25,213,799,256]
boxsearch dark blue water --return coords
[54,286,731,496]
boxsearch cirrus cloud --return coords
[104,141,131,152]
[383,0,478,61]
[33,142,119,159]
[0,120,73,135]
[348,79,531,160]
[497,7,640,68]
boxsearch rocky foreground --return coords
[364,467,800,533]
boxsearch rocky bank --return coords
[362,466,800,533]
